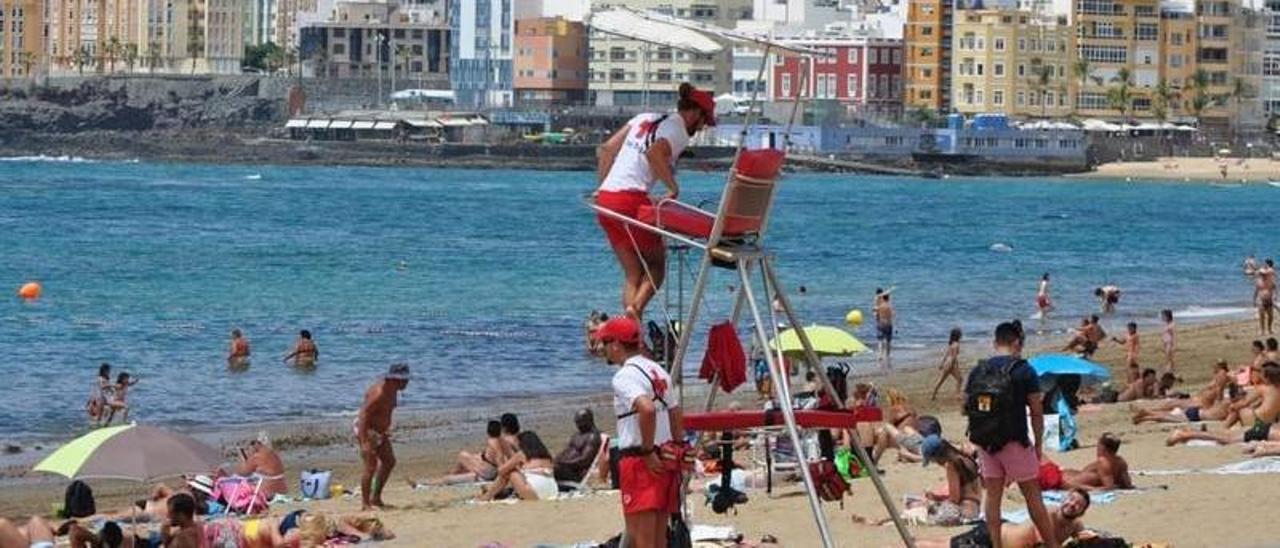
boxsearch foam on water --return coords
[1173,305,1253,319]
[0,155,95,163]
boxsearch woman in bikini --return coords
[478,431,559,501]
[283,330,318,368]
[594,82,716,320]
[88,363,113,427]
[920,435,983,525]
[930,328,964,401]
[414,420,508,487]
[873,389,925,463]
[103,372,139,425]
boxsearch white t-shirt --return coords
[599,113,691,193]
[612,355,679,449]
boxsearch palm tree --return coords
[1071,58,1099,114]
[1185,68,1214,130]
[1105,67,1134,121]
[105,37,122,73]
[1226,77,1254,144]
[147,42,162,73]
[1028,57,1055,119]
[124,43,139,73]
[1151,78,1180,154]
[18,51,35,79]
[74,46,92,75]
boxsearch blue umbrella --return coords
[1028,354,1111,381]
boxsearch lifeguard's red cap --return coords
[689,88,717,126]
[593,317,641,344]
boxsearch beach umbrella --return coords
[769,325,869,357]
[33,424,222,482]
[1028,354,1111,381]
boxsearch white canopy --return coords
[351,121,376,130]
[373,121,397,130]
[328,120,354,130]
[1019,120,1078,130]
[285,119,307,128]
[305,119,330,129]
[390,89,454,101]
[588,9,723,54]
[1081,119,1124,132]
[588,8,831,57]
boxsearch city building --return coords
[49,0,143,73]
[0,0,45,78]
[1266,0,1280,118]
[904,0,953,112]
[588,0,751,106]
[771,36,906,117]
[513,16,587,105]
[950,8,1073,118]
[299,1,449,84]
[205,0,248,72]
[449,0,513,108]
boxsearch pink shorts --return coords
[978,441,1039,483]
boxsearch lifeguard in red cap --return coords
[595,82,717,320]
[594,317,686,548]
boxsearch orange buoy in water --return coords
[18,282,41,300]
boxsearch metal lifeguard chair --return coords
[586,9,914,548]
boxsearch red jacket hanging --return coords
[699,321,747,393]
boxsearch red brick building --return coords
[771,37,905,116]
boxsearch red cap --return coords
[689,88,717,126]
[593,317,641,344]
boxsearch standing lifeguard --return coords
[595,82,717,320]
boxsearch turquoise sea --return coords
[0,158,1272,438]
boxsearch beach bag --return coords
[809,459,848,506]
[667,513,693,548]
[214,478,267,515]
[834,447,868,481]
[965,357,1023,453]
[300,469,332,500]
[64,480,95,518]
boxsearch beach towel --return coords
[1043,490,1117,505]
[699,322,747,393]
[1138,456,1280,476]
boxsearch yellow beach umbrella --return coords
[769,324,869,357]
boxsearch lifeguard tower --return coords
[586,9,915,547]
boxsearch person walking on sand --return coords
[594,82,718,321]
[964,321,1060,548]
[931,328,964,400]
[1255,259,1276,335]
[228,328,251,369]
[356,363,410,510]
[594,317,686,548]
[1161,309,1177,373]
[283,330,319,368]
[875,291,895,370]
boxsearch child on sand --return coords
[1112,322,1140,383]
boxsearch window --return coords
[920,47,933,57]
[977,63,984,76]
[1132,97,1152,111]
[781,73,792,97]
[1016,91,1025,105]
[922,26,933,36]
[1018,64,1025,76]
[922,68,932,78]
[893,49,901,64]
[1198,47,1228,63]
[847,74,858,96]
[1046,91,1055,106]
[1135,5,1156,16]
[994,63,1005,77]
[610,69,626,81]
[1170,32,1183,45]
[995,38,1005,51]
[976,37,985,50]
[1092,22,1122,38]
[993,90,1004,105]
[1076,91,1109,109]
[1018,38,1026,51]
[1265,51,1280,77]
[975,90,984,104]
[1136,23,1158,41]
[1080,45,1127,63]
[334,28,345,37]
[848,48,858,63]
[333,43,345,55]
[1198,24,1228,40]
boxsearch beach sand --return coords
[4,317,1279,547]
[1071,156,1280,183]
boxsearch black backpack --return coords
[818,363,851,410]
[965,357,1024,453]
[64,479,95,518]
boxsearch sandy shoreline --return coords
[1071,156,1280,183]
[5,316,1280,547]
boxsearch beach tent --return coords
[586,9,911,547]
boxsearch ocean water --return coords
[0,159,1273,438]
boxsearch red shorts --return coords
[618,455,678,515]
[597,190,663,254]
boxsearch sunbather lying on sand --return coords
[1061,434,1132,491]
[1133,382,1242,425]
[239,509,393,548]
[0,515,56,548]
[411,420,508,487]
[915,488,1091,548]
[1167,363,1280,446]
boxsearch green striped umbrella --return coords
[33,424,223,482]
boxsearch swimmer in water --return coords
[284,329,319,368]
[228,328,251,369]
[1095,286,1121,314]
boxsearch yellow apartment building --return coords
[951,8,1073,118]
[0,0,45,78]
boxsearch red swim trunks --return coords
[618,455,678,514]
[597,190,663,254]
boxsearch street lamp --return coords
[375,32,387,107]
